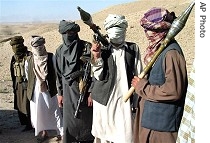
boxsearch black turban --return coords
[10,36,27,55]
[10,36,24,46]
[58,20,80,34]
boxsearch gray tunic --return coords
[55,38,94,142]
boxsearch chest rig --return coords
[13,55,27,83]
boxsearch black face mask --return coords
[67,33,78,42]
[12,44,27,55]
[62,33,79,46]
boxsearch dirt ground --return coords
[0,82,62,143]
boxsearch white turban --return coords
[104,14,128,30]
[104,14,128,44]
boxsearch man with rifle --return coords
[55,20,94,143]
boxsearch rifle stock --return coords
[123,1,195,102]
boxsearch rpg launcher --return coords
[123,1,195,102]
[77,6,109,47]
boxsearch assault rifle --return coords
[74,56,91,118]
[77,6,109,47]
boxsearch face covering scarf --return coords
[106,27,126,45]
[140,7,176,65]
[104,14,128,45]
[31,36,48,92]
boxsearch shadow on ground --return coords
[0,109,62,143]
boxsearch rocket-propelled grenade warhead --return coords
[77,6,93,26]
[77,6,109,46]
[164,1,195,45]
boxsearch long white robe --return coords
[91,43,142,143]
[25,59,63,136]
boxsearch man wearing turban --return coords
[90,14,143,143]
[131,7,188,143]
[55,20,94,143]
[25,36,63,142]
[9,36,33,132]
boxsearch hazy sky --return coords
[0,0,136,23]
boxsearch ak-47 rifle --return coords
[74,56,91,118]
[77,6,109,46]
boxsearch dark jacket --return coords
[91,42,139,106]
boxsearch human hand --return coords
[91,42,101,59]
[87,93,93,107]
[131,76,141,89]
[57,95,63,108]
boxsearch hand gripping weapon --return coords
[123,1,195,102]
[74,56,91,118]
[77,6,109,46]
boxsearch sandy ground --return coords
[0,0,194,142]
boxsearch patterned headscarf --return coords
[30,35,48,92]
[140,7,176,65]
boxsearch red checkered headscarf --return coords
[140,7,176,65]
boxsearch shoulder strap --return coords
[13,55,27,78]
